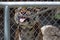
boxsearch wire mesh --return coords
[0,6,60,40]
[10,8,17,40]
[10,6,60,40]
[0,5,60,40]
[0,1,60,40]
[0,8,4,40]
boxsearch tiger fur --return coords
[14,7,56,40]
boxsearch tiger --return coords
[14,6,56,40]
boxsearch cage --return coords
[0,2,60,40]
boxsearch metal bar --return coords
[4,6,10,40]
[0,2,60,6]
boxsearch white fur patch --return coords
[41,25,54,35]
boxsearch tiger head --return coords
[14,7,48,29]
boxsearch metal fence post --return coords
[4,6,10,40]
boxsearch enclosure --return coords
[0,2,60,40]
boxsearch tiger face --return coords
[14,7,42,29]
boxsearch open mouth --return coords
[19,17,26,23]
[20,18,26,23]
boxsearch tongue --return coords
[20,18,25,22]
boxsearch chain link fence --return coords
[0,5,60,40]
[10,6,60,40]
[0,8,4,40]
[10,8,17,40]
